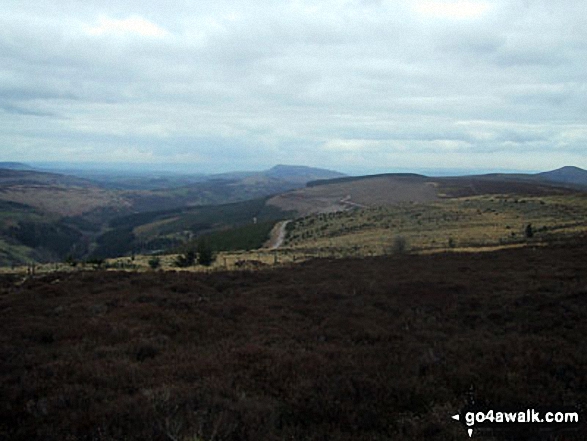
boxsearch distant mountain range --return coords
[9,163,345,191]
[0,162,586,265]
[0,162,36,170]
[4,161,587,188]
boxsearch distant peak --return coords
[541,165,587,174]
[555,165,586,172]
[270,164,314,171]
[0,162,34,171]
[263,164,346,183]
[537,165,587,187]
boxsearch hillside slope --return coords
[2,238,586,439]
[268,172,576,217]
[268,174,438,216]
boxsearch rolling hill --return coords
[33,163,347,191]
[0,162,36,170]
[268,171,576,217]
[1,164,586,265]
[91,197,293,259]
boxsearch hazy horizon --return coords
[19,160,543,178]
[1,1,586,172]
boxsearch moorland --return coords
[1,235,586,440]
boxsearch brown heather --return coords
[1,236,587,440]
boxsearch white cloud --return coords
[85,15,169,38]
[414,1,491,19]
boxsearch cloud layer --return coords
[1,0,586,173]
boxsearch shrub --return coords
[148,256,161,270]
[391,236,409,254]
[525,223,534,238]
[65,255,78,267]
[86,258,104,268]
[175,250,195,268]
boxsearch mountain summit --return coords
[537,166,587,187]
[264,164,346,183]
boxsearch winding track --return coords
[269,220,291,249]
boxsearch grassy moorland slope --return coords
[267,174,438,216]
[268,173,575,218]
[282,193,587,255]
[1,237,586,440]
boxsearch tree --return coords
[175,250,195,268]
[525,223,534,238]
[65,254,78,267]
[197,240,215,266]
[388,235,408,255]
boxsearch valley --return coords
[2,164,587,274]
[0,165,338,265]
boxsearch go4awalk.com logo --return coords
[451,405,581,437]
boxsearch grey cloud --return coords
[0,103,57,117]
[0,0,586,172]
[0,86,77,102]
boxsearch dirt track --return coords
[265,219,291,249]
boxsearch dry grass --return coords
[283,194,587,256]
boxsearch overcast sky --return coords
[1,0,586,174]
